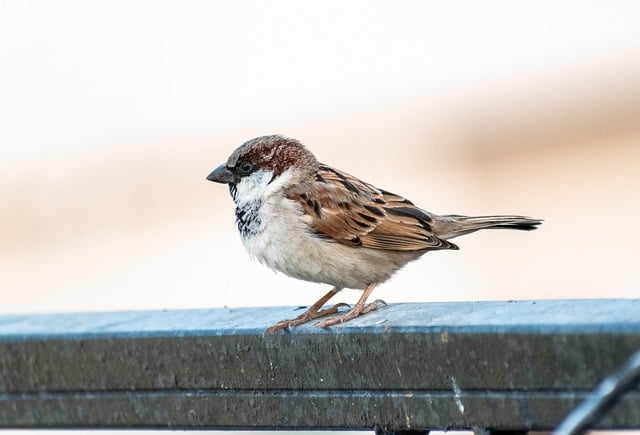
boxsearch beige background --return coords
[1,1,639,434]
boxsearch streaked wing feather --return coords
[287,165,457,251]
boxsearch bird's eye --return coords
[238,161,255,175]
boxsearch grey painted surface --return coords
[0,299,639,430]
[1,299,639,337]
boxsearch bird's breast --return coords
[235,195,419,289]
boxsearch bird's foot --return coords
[266,302,350,334]
[315,299,386,329]
[361,299,387,314]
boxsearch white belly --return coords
[239,194,417,289]
[241,194,326,282]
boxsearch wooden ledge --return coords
[1,299,639,430]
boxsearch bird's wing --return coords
[286,164,457,251]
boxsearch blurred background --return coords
[1,1,639,435]
[2,1,639,315]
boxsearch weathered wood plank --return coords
[4,390,640,430]
[1,299,639,430]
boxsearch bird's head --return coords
[206,135,318,206]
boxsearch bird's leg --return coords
[265,287,347,333]
[315,282,382,328]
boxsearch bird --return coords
[207,135,542,333]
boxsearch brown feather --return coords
[286,165,457,252]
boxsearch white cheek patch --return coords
[233,169,294,208]
[233,170,273,207]
[263,168,293,195]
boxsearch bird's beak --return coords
[206,164,234,184]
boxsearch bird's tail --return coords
[433,214,542,240]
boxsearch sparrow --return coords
[207,135,542,333]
